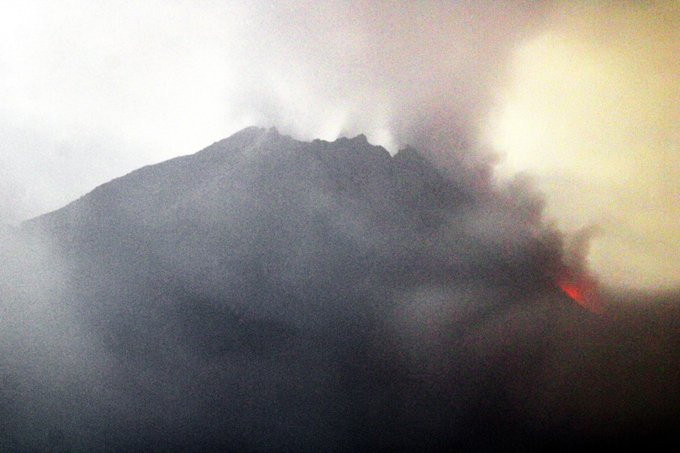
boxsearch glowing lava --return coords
[559,281,586,304]
[557,273,603,314]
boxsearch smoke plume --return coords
[1,1,679,450]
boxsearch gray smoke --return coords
[0,1,554,222]
[1,2,678,450]
[225,1,551,150]
[1,129,678,450]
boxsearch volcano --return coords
[2,127,679,450]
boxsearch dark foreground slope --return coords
[1,127,679,450]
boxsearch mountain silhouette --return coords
[1,127,678,450]
[26,127,564,348]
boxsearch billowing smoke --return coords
[1,1,679,450]
[1,1,677,291]
[0,0,553,222]
[223,2,551,150]
[487,1,679,290]
[2,128,679,450]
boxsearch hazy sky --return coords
[487,1,679,290]
[0,0,677,291]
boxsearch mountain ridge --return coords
[25,127,396,227]
[21,127,570,341]
[5,127,678,450]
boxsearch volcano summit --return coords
[1,127,678,450]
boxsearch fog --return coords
[0,1,549,220]
[1,128,678,449]
[1,1,677,289]
[488,1,679,290]
[1,1,679,450]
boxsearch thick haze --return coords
[4,127,678,450]
[1,0,678,290]
[488,1,679,290]
[2,1,680,445]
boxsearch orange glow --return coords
[559,281,585,304]
[557,274,603,314]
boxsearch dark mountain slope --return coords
[27,127,562,335]
[1,127,677,450]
